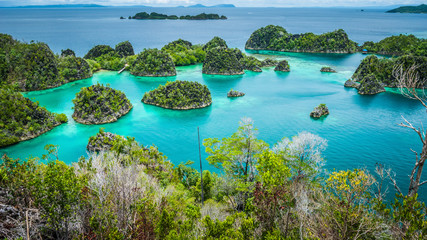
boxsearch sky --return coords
[0,0,425,7]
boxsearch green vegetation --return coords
[346,55,427,95]
[0,34,93,91]
[142,80,212,109]
[1,119,427,239]
[130,48,176,76]
[72,83,133,124]
[203,36,228,51]
[115,41,134,57]
[203,46,244,75]
[57,55,92,82]
[361,34,427,56]
[274,60,290,72]
[387,4,427,13]
[87,128,126,152]
[245,25,358,53]
[310,103,330,118]
[84,45,115,59]
[161,39,206,66]
[0,88,67,147]
[320,66,336,72]
[131,12,227,20]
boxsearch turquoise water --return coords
[1,52,426,200]
[0,7,426,200]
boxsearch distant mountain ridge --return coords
[386,4,427,13]
[3,4,106,8]
[187,4,236,8]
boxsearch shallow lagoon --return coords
[1,51,425,200]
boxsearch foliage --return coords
[115,40,135,57]
[350,54,427,90]
[142,80,212,109]
[130,48,176,76]
[274,60,290,72]
[0,88,67,147]
[390,194,427,239]
[203,47,244,75]
[361,34,427,56]
[94,51,126,71]
[245,25,358,53]
[61,48,75,57]
[72,83,132,124]
[85,58,101,72]
[57,55,92,82]
[84,44,115,59]
[203,36,228,51]
[162,39,206,66]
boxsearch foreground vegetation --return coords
[1,118,426,239]
[0,88,67,147]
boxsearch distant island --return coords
[387,4,427,13]
[128,12,227,20]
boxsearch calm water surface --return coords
[0,7,426,200]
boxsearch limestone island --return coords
[245,25,358,53]
[310,104,329,119]
[274,60,290,72]
[227,89,245,98]
[203,46,244,75]
[0,88,68,147]
[162,39,206,66]
[320,66,337,73]
[87,128,126,152]
[129,12,227,20]
[386,4,427,13]
[0,33,92,91]
[260,58,279,67]
[345,55,427,95]
[360,34,426,56]
[142,80,212,110]
[130,48,176,77]
[72,83,133,124]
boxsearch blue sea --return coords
[0,7,426,201]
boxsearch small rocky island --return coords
[274,60,290,72]
[0,89,68,147]
[142,80,212,110]
[227,89,245,97]
[87,128,126,152]
[72,83,133,124]
[129,12,227,20]
[130,48,176,77]
[202,46,244,75]
[320,66,336,72]
[310,104,329,119]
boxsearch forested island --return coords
[130,48,176,76]
[245,25,358,53]
[72,83,133,124]
[142,80,212,109]
[128,12,227,20]
[87,128,126,152]
[0,88,67,147]
[387,4,427,13]
[345,54,427,94]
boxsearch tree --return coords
[273,132,327,182]
[203,117,268,209]
[393,64,427,196]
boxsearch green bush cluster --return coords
[72,83,132,124]
[115,40,135,57]
[83,42,136,71]
[1,120,426,239]
[202,45,244,75]
[361,34,427,56]
[0,88,67,147]
[57,55,92,82]
[203,36,228,51]
[142,80,212,109]
[130,48,176,76]
[131,12,227,20]
[245,25,358,53]
[162,39,206,66]
[61,48,75,57]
